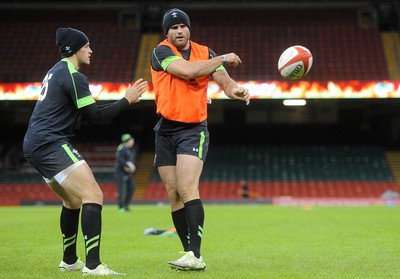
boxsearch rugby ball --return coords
[278,45,313,80]
[124,161,136,173]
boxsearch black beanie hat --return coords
[162,8,191,34]
[56,27,89,58]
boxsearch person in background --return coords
[23,27,148,276]
[240,180,250,199]
[150,8,250,271]
[114,133,136,213]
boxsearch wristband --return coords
[222,54,226,63]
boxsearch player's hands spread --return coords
[124,78,148,104]
[224,53,242,67]
[232,87,250,105]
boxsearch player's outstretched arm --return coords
[213,70,250,105]
[79,78,148,125]
[166,52,241,81]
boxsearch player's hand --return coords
[224,53,242,67]
[124,78,148,104]
[231,87,250,105]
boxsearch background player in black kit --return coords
[23,27,148,276]
[114,133,137,213]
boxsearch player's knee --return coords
[177,186,199,202]
[93,189,103,203]
[167,190,180,203]
[83,184,103,204]
[63,196,82,208]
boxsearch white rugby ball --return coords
[124,161,136,173]
[278,45,313,80]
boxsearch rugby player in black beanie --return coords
[151,7,250,272]
[23,26,148,276]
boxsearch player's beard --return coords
[173,36,189,50]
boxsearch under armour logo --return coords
[171,12,178,18]
[65,46,71,53]
[192,147,198,152]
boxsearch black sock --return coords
[184,199,204,258]
[60,206,80,264]
[172,208,189,251]
[81,203,102,269]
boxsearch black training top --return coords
[23,58,129,157]
[114,144,135,174]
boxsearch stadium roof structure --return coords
[0,0,382,11]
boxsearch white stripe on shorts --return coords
[43,160,86,184]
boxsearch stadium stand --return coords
[187,8,388,81]
[0,181,118,206]
[0,138,109,205]
[1,3,399,205]
[4,141,397,204]
[381,32,400,79]
[0,10,140,82]
[74,141,116,172]
[0,140,154,206]
[0,7,389,82]
[143,144,399,201]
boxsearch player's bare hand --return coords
[232,87,250,105]
[224,53,242,67]
[124,78,148,104]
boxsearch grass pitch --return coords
[0,204,399,278]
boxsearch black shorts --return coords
[154,125,210,167]
[24,143,84,179]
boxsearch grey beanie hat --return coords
[162,8,191,34]
[56,27,89,58]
